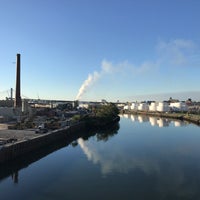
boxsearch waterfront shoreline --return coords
[0,116,120,164]
[0,111,199,164]
[121,110,200,126]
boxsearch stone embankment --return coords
[0,122,85,164]
[122,110,200,125]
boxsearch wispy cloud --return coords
[126,91,200,102]
[156,39,196,66]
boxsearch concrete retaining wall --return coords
[0,122,85,164]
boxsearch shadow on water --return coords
[0,122,120,183]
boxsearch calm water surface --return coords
[1,114,200,200]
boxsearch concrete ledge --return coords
[0,122,85,164]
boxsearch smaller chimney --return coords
[10,88,13,100]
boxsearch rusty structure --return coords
[14,54,22,108]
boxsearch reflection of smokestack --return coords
[14,54,22,108]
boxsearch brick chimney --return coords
[14,54,22,108]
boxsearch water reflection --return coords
[78,116,200,198]
[138,115,149,123]
[78,137,159,175]
[1,115,200,200]
[174,120,187,127]
[120,114,189,127]
[95,123,119,142]
[0,122,120,184]
[149,116,157,126]
[11,171,18,184]
[0,140,68,184]
[157,118,169,127]
[130,115,138,122]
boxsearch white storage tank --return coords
[78,103,89,109]
[138,103,149,111]
[149,102,157,111]
[123,105,130,110]
[130,102,139,111]
[170,102,188,111]
[156,102,169,112]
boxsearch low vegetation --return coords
[81,103,120,129]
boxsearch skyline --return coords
[0,0,200,102]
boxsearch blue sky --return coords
[0,0,200,102]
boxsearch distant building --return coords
[169,102,188,111]
[0,107,15,122]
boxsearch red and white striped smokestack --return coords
[14,53,22,108]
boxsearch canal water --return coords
[1,114,200,200]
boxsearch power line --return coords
[0,89,30,100]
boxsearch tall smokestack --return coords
[10,88,13,100]
[14,54,22,108]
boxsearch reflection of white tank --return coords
[138,103,149,111]
[157,118,169,127]
[138,115,149,123]
[174,120,187,127]
[123,114,129,118]
[149,116,158,126]
[138,116,143,122]
[149,102,157,111]
[174,121,181,127]
[157,102,169,112]
[131,115,138,122]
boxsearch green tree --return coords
[96,103,119,119]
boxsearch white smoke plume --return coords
[75,71,100,100]
[75,60,113,100]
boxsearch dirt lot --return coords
[0,129,39,143]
